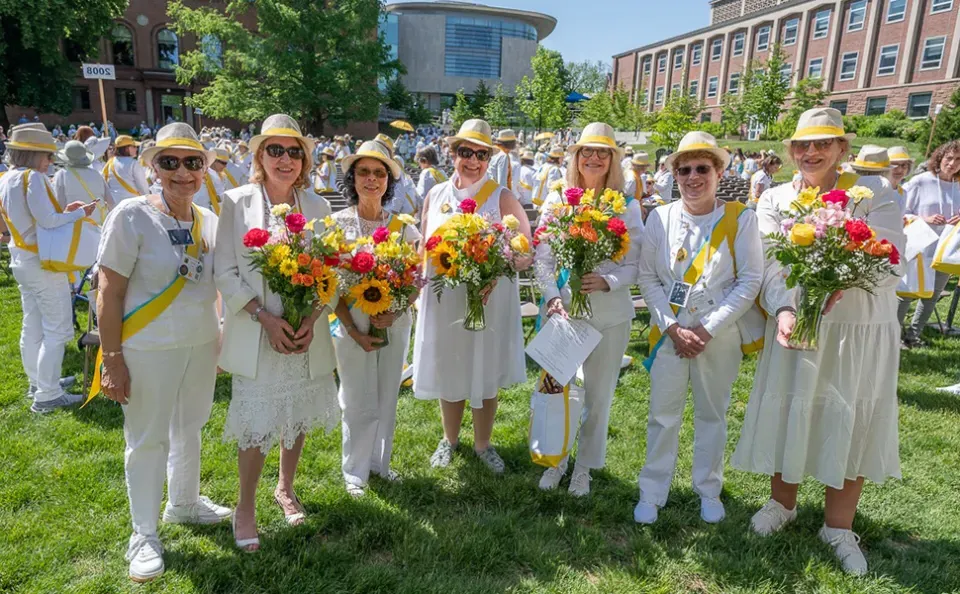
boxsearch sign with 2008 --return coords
[81,63,116,80]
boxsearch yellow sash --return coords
[431,179,499,240]
[632,171,642,201]
[205,173,221,215]
[533,165,555,206]
[69,168,108,222]
[0,170,63,254]
[104,158,139,197]
[223,169,240,189]
[428,167,447,184]
[502,149,513,191]
[85,205,204,405]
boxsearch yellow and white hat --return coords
[139,123,217,166]
[321,146,336,158]
[567,122,623,159]
[664,131,731,170]
[547,146,565,159]
[520,149,535,161]
[852,145,891,171]
[631,151,650,166]
[374,133,395,155]
[214,147,231,163]
[249,114,315,156]
[115,135,140,149]
[783,107,856,146]
[340,140,401,180]
[447,119,495,150]
[494,129,517,144]
[888,146,913,163]
[624,146,634,156]
[6,126,57,153]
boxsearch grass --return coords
[1,266,960,593]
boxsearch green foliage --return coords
[577,91,614,128]
[384,76,411,111]
[842,110,928,143]
[650,93,702,149]
[742,43,791,134]
[781,76,828,135]
[0,0,128,128]
[699,121,725,138]
[720,92,748,139]
[406,94,433,128]
[515,46,570,131]
[566,60,610,95]
[482,84,510,128]
[169,0,401,132]
[450,88,475,130]
[922,86,960,154]
[470,80,492,114]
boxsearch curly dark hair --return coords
[927,140,960,178]
[342,161,398,207]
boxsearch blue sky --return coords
[388,0,710,65]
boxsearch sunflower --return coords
[315,267,338,304]
[612,233,631,261]
[279,258,299,276]
[430,241,459,276]
[350,278,393,316]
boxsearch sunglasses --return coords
[265,144,305,159]
[456,146,490,162]
[580,147,612,159]
[356,166,388,179]
[156,155,206,172]
[792,138,836,152]
[676,164,714,176]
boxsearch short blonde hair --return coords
[671,150,725,173]
[6,148,51,171]
[566,148,625,193]
[249,139,313,189]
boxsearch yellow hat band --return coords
[458,130,493,145]
[262,127,303,138]
[157,137,205,151]
[355,149,392,163]
[7,141,57,151]
[791,125,846,140]
[889,152,911,161]
[682,142,722,151]
[579,135,616,148]
[854,158,890,169]
[496,135,517,142]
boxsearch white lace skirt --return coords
[223,334,339,454]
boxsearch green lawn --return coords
[1,267,959,593]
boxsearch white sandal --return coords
[232,514,259,552]
[274,490,306,526]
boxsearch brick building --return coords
[612,0,960,128]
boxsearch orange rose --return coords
[311,264,326,277]
[843,240,860,252]
[297,252,312,267]
[301,274,315,287]
[291,273,302,286]
[569,224,581,238]
[581,222,598,243]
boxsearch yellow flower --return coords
[612,233,631,261]
[848,185,874,203]
[350,278,393,316]
[789,223,816,246]
[279,258,298,276]
[791,186,821,211]
[581,189,595,205]
[502,214,520,231]
[448,213,487,235]
[611,196,627,214]
[303,218,316,231]
[323,215,335,228]
[315,267,338,304]
[396,213,417,226]
[375,241,401,258]
[271,203,292,217]
[510,234,530,254]
[322,232,341,249]
[550,179,565,192]
[268,244,291,266]
[430,241,459,277]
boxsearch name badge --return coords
[668,281,691,308]
[168,228,194,246]
[178,253,203,283]
[687,286,717,315]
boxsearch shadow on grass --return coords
[897,386,960,414]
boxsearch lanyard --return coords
[670,200,721,280]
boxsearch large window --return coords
[932,0,953,13]
[839,52,858,81]
[783,17,799,45]
[671,83,681,96]
[443,16,536,78]
[112,24,134,66]
[779,63,792,84]
[847,0,867,32]
[711,39,723,61]
[732,32,745,56]
[728,72,741,94]
[756,25,771,51]
[115,88,138,113]
[877,45,899,76]
[201,34,222,69]
[920,36,946,70]
[691,43,702,66]
[157,29,179,71]
[689,79,699,98]
[654,86,665,105]
[814,9,831,39]
[643,58,652,75]
[808,57,824,78]
[907,92,933,118]
[658,53,667,72]
[866,96,887,115]
[887,0,907,22]
[830,100,848,115]
[707,76,719,98]
[72,87,91,111]
[674,50,683,70]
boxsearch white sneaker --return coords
[162,496,232,525]
[373,468,402,482]
[538,460,568,491]
[700,497,726,523]
[936,383,960,395]
[568,469,591,497]
[126,534,164,583]
[750,499,797,536]
[818,525,868,576]
[633,501,659,524]
[345,482,366,498]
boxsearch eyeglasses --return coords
[792,138,836,152]
[156,155,206,172]
[356,166,388,179]
[580,147,612,159]
[456,146,490,162]
[676,164,713,176]
[264,144,305,160]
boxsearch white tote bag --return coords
[932,224,960,275]
[897,253,935,299]
[529,371,584,468]
[37,217,100,274]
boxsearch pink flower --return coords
[815,206,846,228]
[460,198,477,214]
[780,218,796,234]
[814,223,827,238]
[821,189,850,209]
[372,226,390,244]
[285,213,307,234]
[564,187,584,206]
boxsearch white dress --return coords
[222,197,339,454]
[731,176,905,489]
[413,174,526,407]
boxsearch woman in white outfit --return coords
[634,132,763,524]
[535,123,644,497]
[731,108,904,576]
[95,123,231,582]
[102,135,149,205]
[216,115,339,552]
[896,140,960,348]
[332,141,421,497]
[414,119,533,474]
[748,155,782,208]
[532,147,565,208]
[53,140,110,223]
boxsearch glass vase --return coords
[368,324,389,348]
[464,285,486,331]
[280,296,312,340]
[567,276,593,320]
[787,286,828,351]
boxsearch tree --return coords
[567,60,611,95]
[577,90,614,127]
[384,76,411,111]
[921,86,960,155]
[741,43,791,133]
[483,83,510,128]
[470,80,492,115]
[778,76,829,137]
[611,85,636,131]
[170,0,402,134]
[450,88,474,130]
[0,0,128,130]
[515,46,570,132]
[406,94,433,128]
[650,93,702,149]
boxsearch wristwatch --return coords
[251,304,265,322]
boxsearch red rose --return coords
[324,255,340,266]
[821,189,849,209]
[242,228,271,248]
[492,223,505,232]
[351,251,375,273]
[372,226,390,244]
[883,239,901,265]
[459,198,477,214]
[564,187,584,206]
[845,219,872,243]
[607,218,627,236]
[425,235,442,251]
[285,213,307,234]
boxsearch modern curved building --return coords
[383,1,556,111]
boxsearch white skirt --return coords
[223,333,339,454]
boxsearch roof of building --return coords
[385,1,557,40]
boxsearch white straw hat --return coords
[84,136,111,160]
[341,141,402,179]
[494,129,517,143]
[447,119,495,150]
[631,151,650,166]
[249,114,316,156]
[567,123,623,159]
[852,145,891,171]
[624,146,634,155]
[139,123,217,166]
[547,146,565,159]
[6,126,57,153]
[887,146,913,163]
[663,131,731,170]
[783,107,856,146]
[374,133,395,154]
[321,146,336,157]
[55,140,95,166]
[214,147,231,163]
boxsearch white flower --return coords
[271,203,292,217]
[848,186,874,204]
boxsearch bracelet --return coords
[775,306,797,317]
[102,351,123,358]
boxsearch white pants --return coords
[334,313,412,486]
[122,341,217,537]
[11,251,72,403]
[638,325,741,506]
[569,321,632,470]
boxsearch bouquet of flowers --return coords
[532,187,631,318]
[242,203,344,335]
[336,214,424,347]
[768,185,900,350]
[424,199,531,331]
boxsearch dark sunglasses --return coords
[265,144,306,159]
[156,155,206,172]
[456,146,490,162]
[676,164,714,176]
[580,147,612,159]
[356,166,388,179]
[792,138,836,152]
